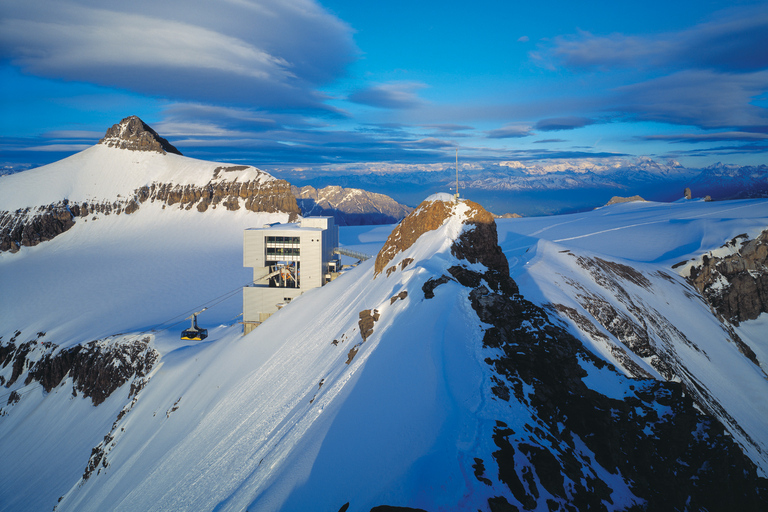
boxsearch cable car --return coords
[181,308,208,341]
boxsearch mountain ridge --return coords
[0,117,300,253]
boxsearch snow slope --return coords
[0,144,275,212]
[1,191,767,511]
[496,199,768,473]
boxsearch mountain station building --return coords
[243,217,340,334]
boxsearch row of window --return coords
[266,247,300,256]
[266,236,300,244]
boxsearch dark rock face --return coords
[293,185,413,226]
[0,202,76,252]
[1,334,158,406]
[443,204,768,511]
[687,230,768,324]
[99,115,182,155]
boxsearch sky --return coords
[1,0,767,173]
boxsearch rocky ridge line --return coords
[398,197,768,510]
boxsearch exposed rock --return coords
[358,309,380,342]
[374,198,453,276]
[686,230,768,325]
[684,187,692,199]
[422,275,452,299]
[2,335,158,406]
[493,212,523,219]
[389,291,408,305]
[99,116,182,155]
[293,185,413,226]
[604,195,646,206]
[0,202,75,252]
[450,200,515,295]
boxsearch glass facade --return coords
[266,247,300,256]
[265,235,300,262]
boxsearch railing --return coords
[333,247,373,261]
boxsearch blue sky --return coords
[1,0,767,172]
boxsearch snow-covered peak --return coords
[0,143,277,212]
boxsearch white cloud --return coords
[0,0,356,109]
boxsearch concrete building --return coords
[243,217,340,334]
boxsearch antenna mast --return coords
[454,148,460,202]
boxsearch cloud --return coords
[640,131,768,143]
[20,144,92,152]
[534,117,595,131]
[485,125,534,139]
[615,70,768,129]
[0,0,356,110]
[41,130,103,140]
[347,82,428,109]
[547,6,768,73]
[664,143,768,158]
[534,139,568,144]
[517,36,530,43]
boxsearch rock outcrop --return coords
[0,333,158,407]
[604,195,646,206]
[374,197,454,276]
[99,116,182,155]
[685,230,768,324]
[293,185,412,226]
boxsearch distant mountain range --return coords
[272,157,768,216]
[293,184,413,226]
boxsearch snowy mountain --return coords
[293,184,413,225]
[2,170,768,512]
[0,116,299,253]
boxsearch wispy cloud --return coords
[485,125,534,139]
[548,7,768,73]
[521,7,768,136]
[347,82,428,109]
[640,131,768,143]
[614,70,768,129]
[534,117,596,131]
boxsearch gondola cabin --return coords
[181,309,208,341]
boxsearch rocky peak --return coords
[374,194,507,280]
[374,194,455,275]
[99,116,182,155]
